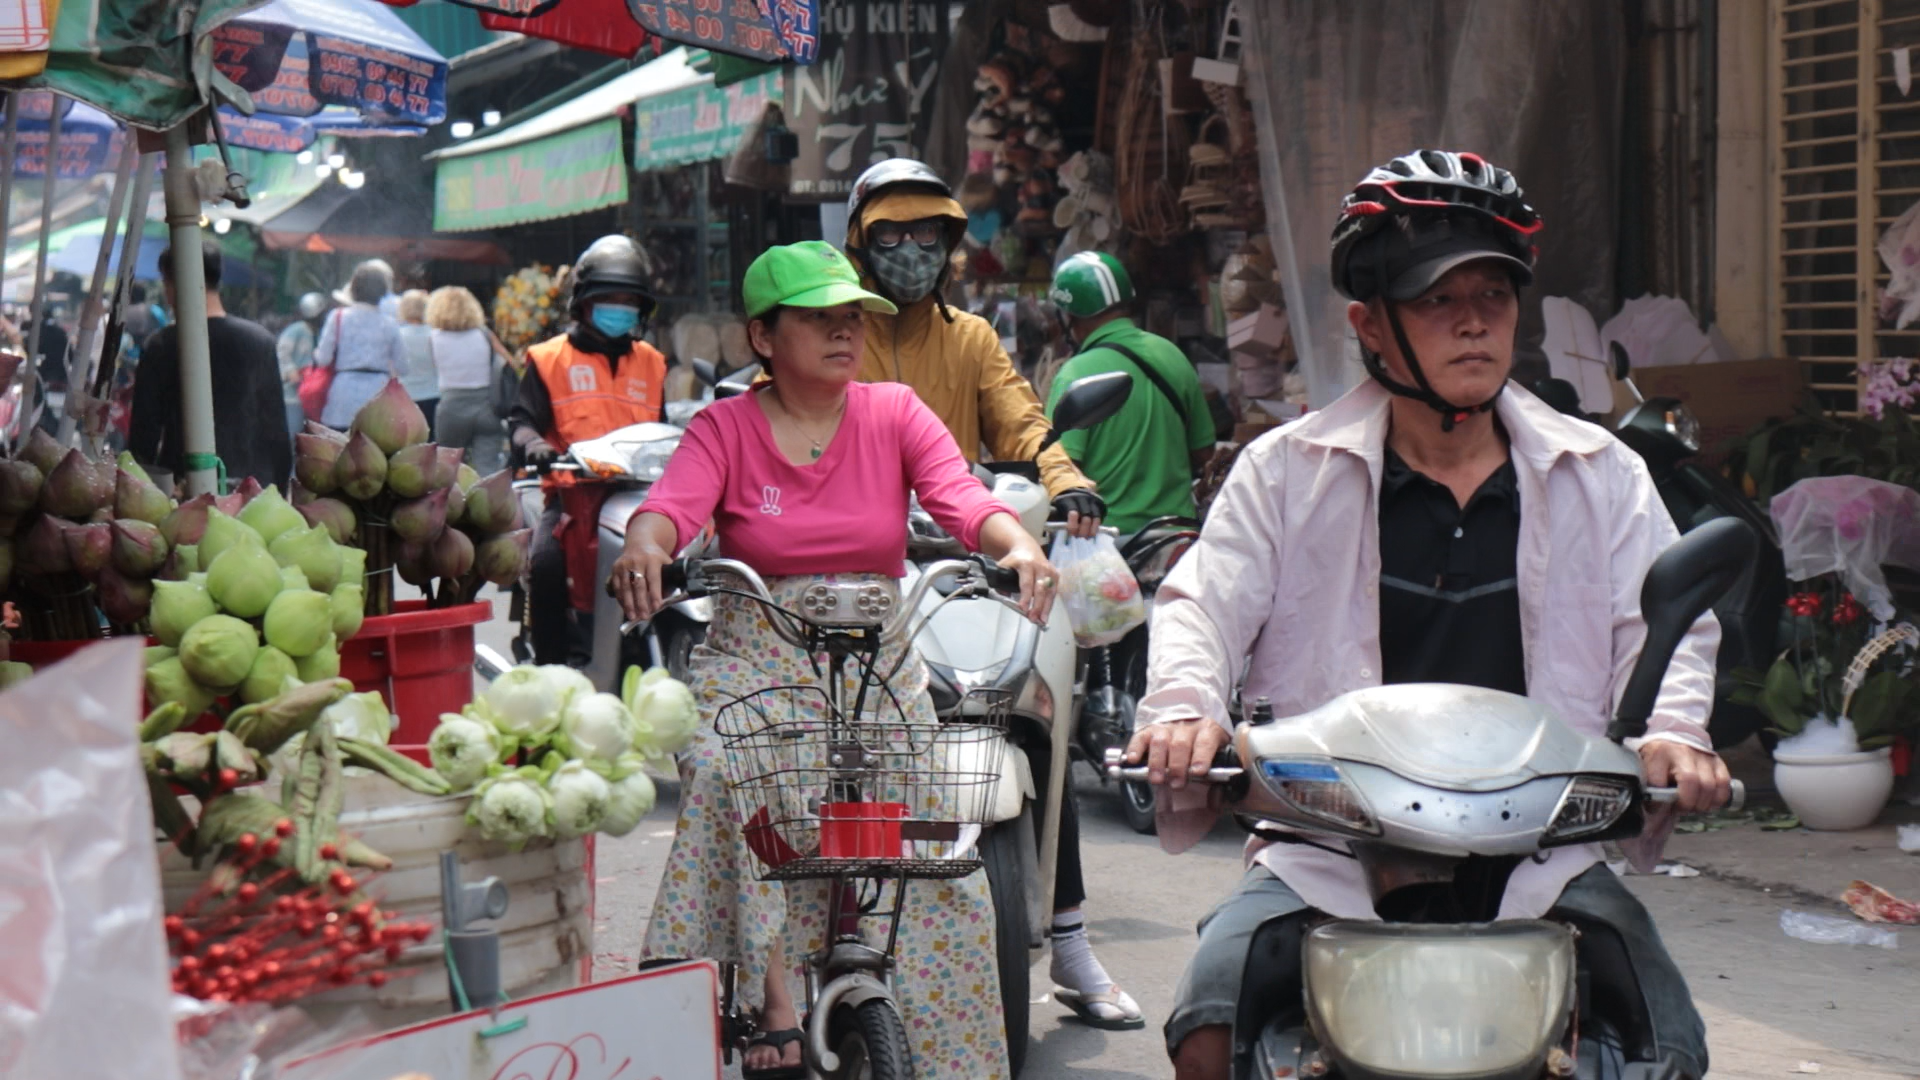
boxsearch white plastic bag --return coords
[1769,476,1920,620]
[1050,532,1147,647]
[0,640,180,1080]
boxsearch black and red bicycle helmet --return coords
[1328,150,1543,430]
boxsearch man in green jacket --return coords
[1046,252,1216,534]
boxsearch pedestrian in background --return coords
[396,288,439,427]
[426,284,509,474]
[276,292,329,438]
[313,260,406,429]
[128,240,291,489]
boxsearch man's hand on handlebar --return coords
[1125,717,1229,791]
[1639,740,1732,814]
[523,437,559,470]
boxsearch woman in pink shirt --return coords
[612,242,1054,1080]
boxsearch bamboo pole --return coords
[60,141,139,446]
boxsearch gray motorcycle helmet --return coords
[297,292,328,320]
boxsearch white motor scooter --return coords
[902,371,1132,1077]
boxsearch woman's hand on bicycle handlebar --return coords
[611,512,679,623]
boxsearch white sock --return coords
[1050,911,1115,995]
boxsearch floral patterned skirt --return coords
[641,572,1010,1079]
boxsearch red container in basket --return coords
[338,599,491,746]
[820,802,907,859]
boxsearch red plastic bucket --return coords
[820,802,907,859]
[339,599,491,745]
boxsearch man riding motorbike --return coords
[1125,150,1731,1080]
[507,234,667,667]
[845,158,1141,1031]
[1046,250,1216,533]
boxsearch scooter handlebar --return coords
[1645,778,1745,813]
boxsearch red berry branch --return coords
[165,819,432,1005]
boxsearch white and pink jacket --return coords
[1138,379,1719,920]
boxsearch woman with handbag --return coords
[427,285,511,474]
[311,261,406,428]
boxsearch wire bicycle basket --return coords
[715,684,1011,882]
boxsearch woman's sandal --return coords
[742,1027,807,1080]
[1055,986,1146,1031]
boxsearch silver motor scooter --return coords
[1109,517,1757,1080]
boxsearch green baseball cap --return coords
[742,241,897,318]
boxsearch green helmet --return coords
[1049,251,1134,318]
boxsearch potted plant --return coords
[1733,576,1918,829]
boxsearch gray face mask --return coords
[865,240,946,304]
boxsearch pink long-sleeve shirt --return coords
[637,381,1011,576]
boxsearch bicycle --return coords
[643,553,1022,1080]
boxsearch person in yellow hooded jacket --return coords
[841,158,1143,1033]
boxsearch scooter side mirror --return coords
[1531,377,1585,418]
[714,363,762,400]
[690,358,718,387]
[1609,340,1632,383]
[1038,371,1133,455]
[1610,517,1760,742]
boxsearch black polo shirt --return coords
[1377,447,1527,694]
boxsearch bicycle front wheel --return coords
[830,998,911,1080]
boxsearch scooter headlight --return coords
[1663,404,1701,454]
[1258,758,1380,836]
[629,438,679,482]
[1541,775,1635,843]
[1305,921,1574,1079]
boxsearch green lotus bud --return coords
[296,497,356,545]
[455,463,480,492]
[114,467,172,525]
[294,433,344,494]
[0,459,44,515]
[145,656,216,717]
[304,420,349,444]
[97,565,153,624]
[18,514,71,575]
[144,645,177,666]
[0,660,34,689]
[159,543,198,580]
[241,645,300,703]
[19,428,63,476]
[179,614,260,691]
[462,469,518,535]
[160,493,215,547]
[430,525,475,580]
[289,478,318,507]
[333,430,389,500]
[263,588,332,657]
[330,584,365,640]
[294,635,340,681]
[237,486,306,544]
[350,378,430,455]
[199,508,266,568]
[338,544,366,587]
[110,519,169,577]
[41,449,113,519]
[116,452,151,485]
[385,442,437,498]
[269,523,343,593]
[391,487,450,544]
[446,479,467,526]
[475,527,532,587]
[151,579,217,647]
[206,542,283,618]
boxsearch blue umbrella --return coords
[6,99,124,180]
[307,107,428,139]
[212,0,448,126]
[217,108,318,155]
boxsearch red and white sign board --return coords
[280,961,721,1080]
[0,0,53,52]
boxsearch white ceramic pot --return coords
[1772,746,1895,831]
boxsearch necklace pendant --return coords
[810,446,823,459]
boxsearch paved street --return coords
[476,611,1920,1079]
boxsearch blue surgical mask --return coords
[589,303,642,339]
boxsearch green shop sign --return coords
[434,118,629,232]
[632,72,781,172]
